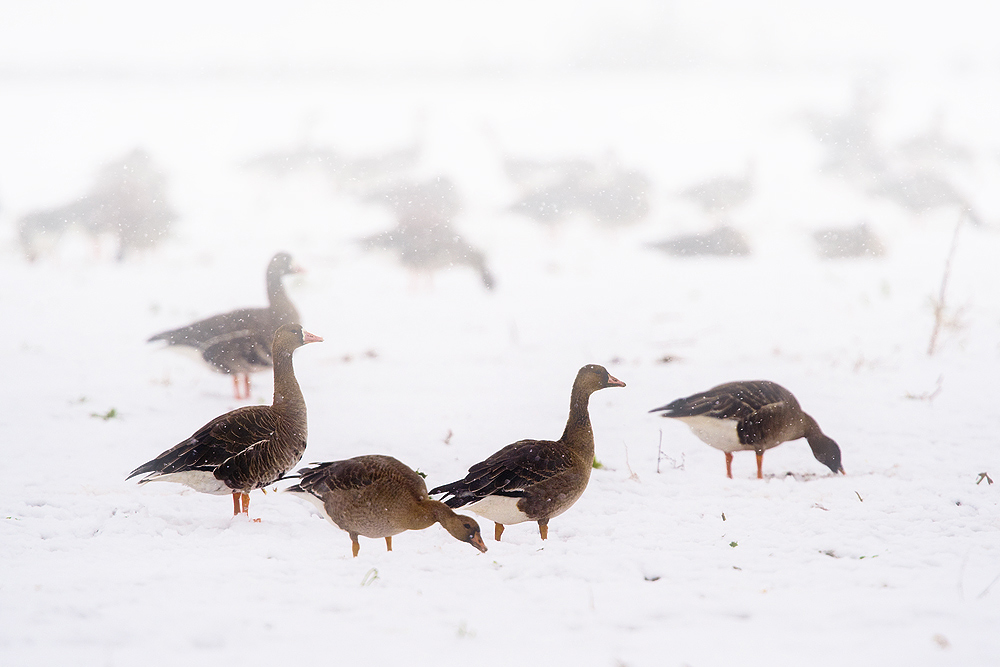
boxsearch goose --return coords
[285,455,488,557]
[647,225,751,257]
[128,323,322,518]
[361,178,495,290]
[147,252,302,399]
[679,160,754,215]
[812,221,885,259]
[429,365,625,542]
[650,380,845,479]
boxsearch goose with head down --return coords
[128,323,322,519]
[147,252,303,399]
[285,455,487,557]
[429,364,625,542]
[650,380,845,479]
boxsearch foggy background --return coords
[2,0,998,265]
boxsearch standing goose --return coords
[285,455,488,557]
[649,380,845,479]
[128,323,322,518]
[429,365,625,542]
[148,252,303,399]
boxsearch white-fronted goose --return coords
[18,148,176,262]
[285,455,487,557]
[148,252,302,399]
[679,160,754,214]
[361,177,495,290]
[429,365,625,542]
[650,380,845,479]
[648,225,751,257]
[128,323,322,518]
[813,222,885,259]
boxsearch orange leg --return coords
[385,536,393,552]
[756,453,764,479]
[538,519,549,540]
[232,492,241,516]
[232,374,252,399]
[239,492,260,522]
[351,535,361,558]
[725,452,734,479]
[494,523,505,541]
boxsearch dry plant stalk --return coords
[927,211,966,356]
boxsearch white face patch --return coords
[466,495,530,525]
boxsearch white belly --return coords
[466,495,531,525]
[140,470,232,495]
[285,489,338,525]
[676,416,744,452]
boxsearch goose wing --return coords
[429,439,572,508]
[651,380,792,420]
[127,406,279,481]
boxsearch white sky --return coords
[1,1,998,73]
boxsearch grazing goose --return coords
[285,455,488,557]
[361,178,495,290]
[679,160,754,215]
[650,380,845,479]
[148,252,302,399]
[128,323,322,518]
[647,225,751,257]
[429,365,625,542]
[812,221,885,259]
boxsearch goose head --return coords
[272,323,323,355]
[575,364,627,395]
[806,432,845,475]
[439,512,488,553]
[269,252,304,278]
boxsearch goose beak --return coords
[470,534,488,553]
[607,374,626,388]
[303,331,324,344]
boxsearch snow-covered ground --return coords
[2,4,1000,666]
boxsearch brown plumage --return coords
[128,323,323,518]
[649,380,845,479]
[285,455,488,557]
[147,252,302,399]
[429,364,625,542]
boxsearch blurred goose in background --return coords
[650,380,845,479]
[867,168,981,226]
[128,324,322,518]
[361,177,495,290]
[647,225,751,257]
[285,455,488,557]
[17,148,176,262]
[147,252,303,399]
[430,365,625,542]
[504,152,651,228]
[679,160,754,216]
[893,110,974,168]
[801,82,884,182]
[812,221,885,259]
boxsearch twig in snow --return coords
[656,429,685,473]
[904,375,944,402]
[976,472,993,485]
[978,572,1000,599]
[928,210,966,356]
[623,442,640,482]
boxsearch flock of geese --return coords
[132,252,846,557]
